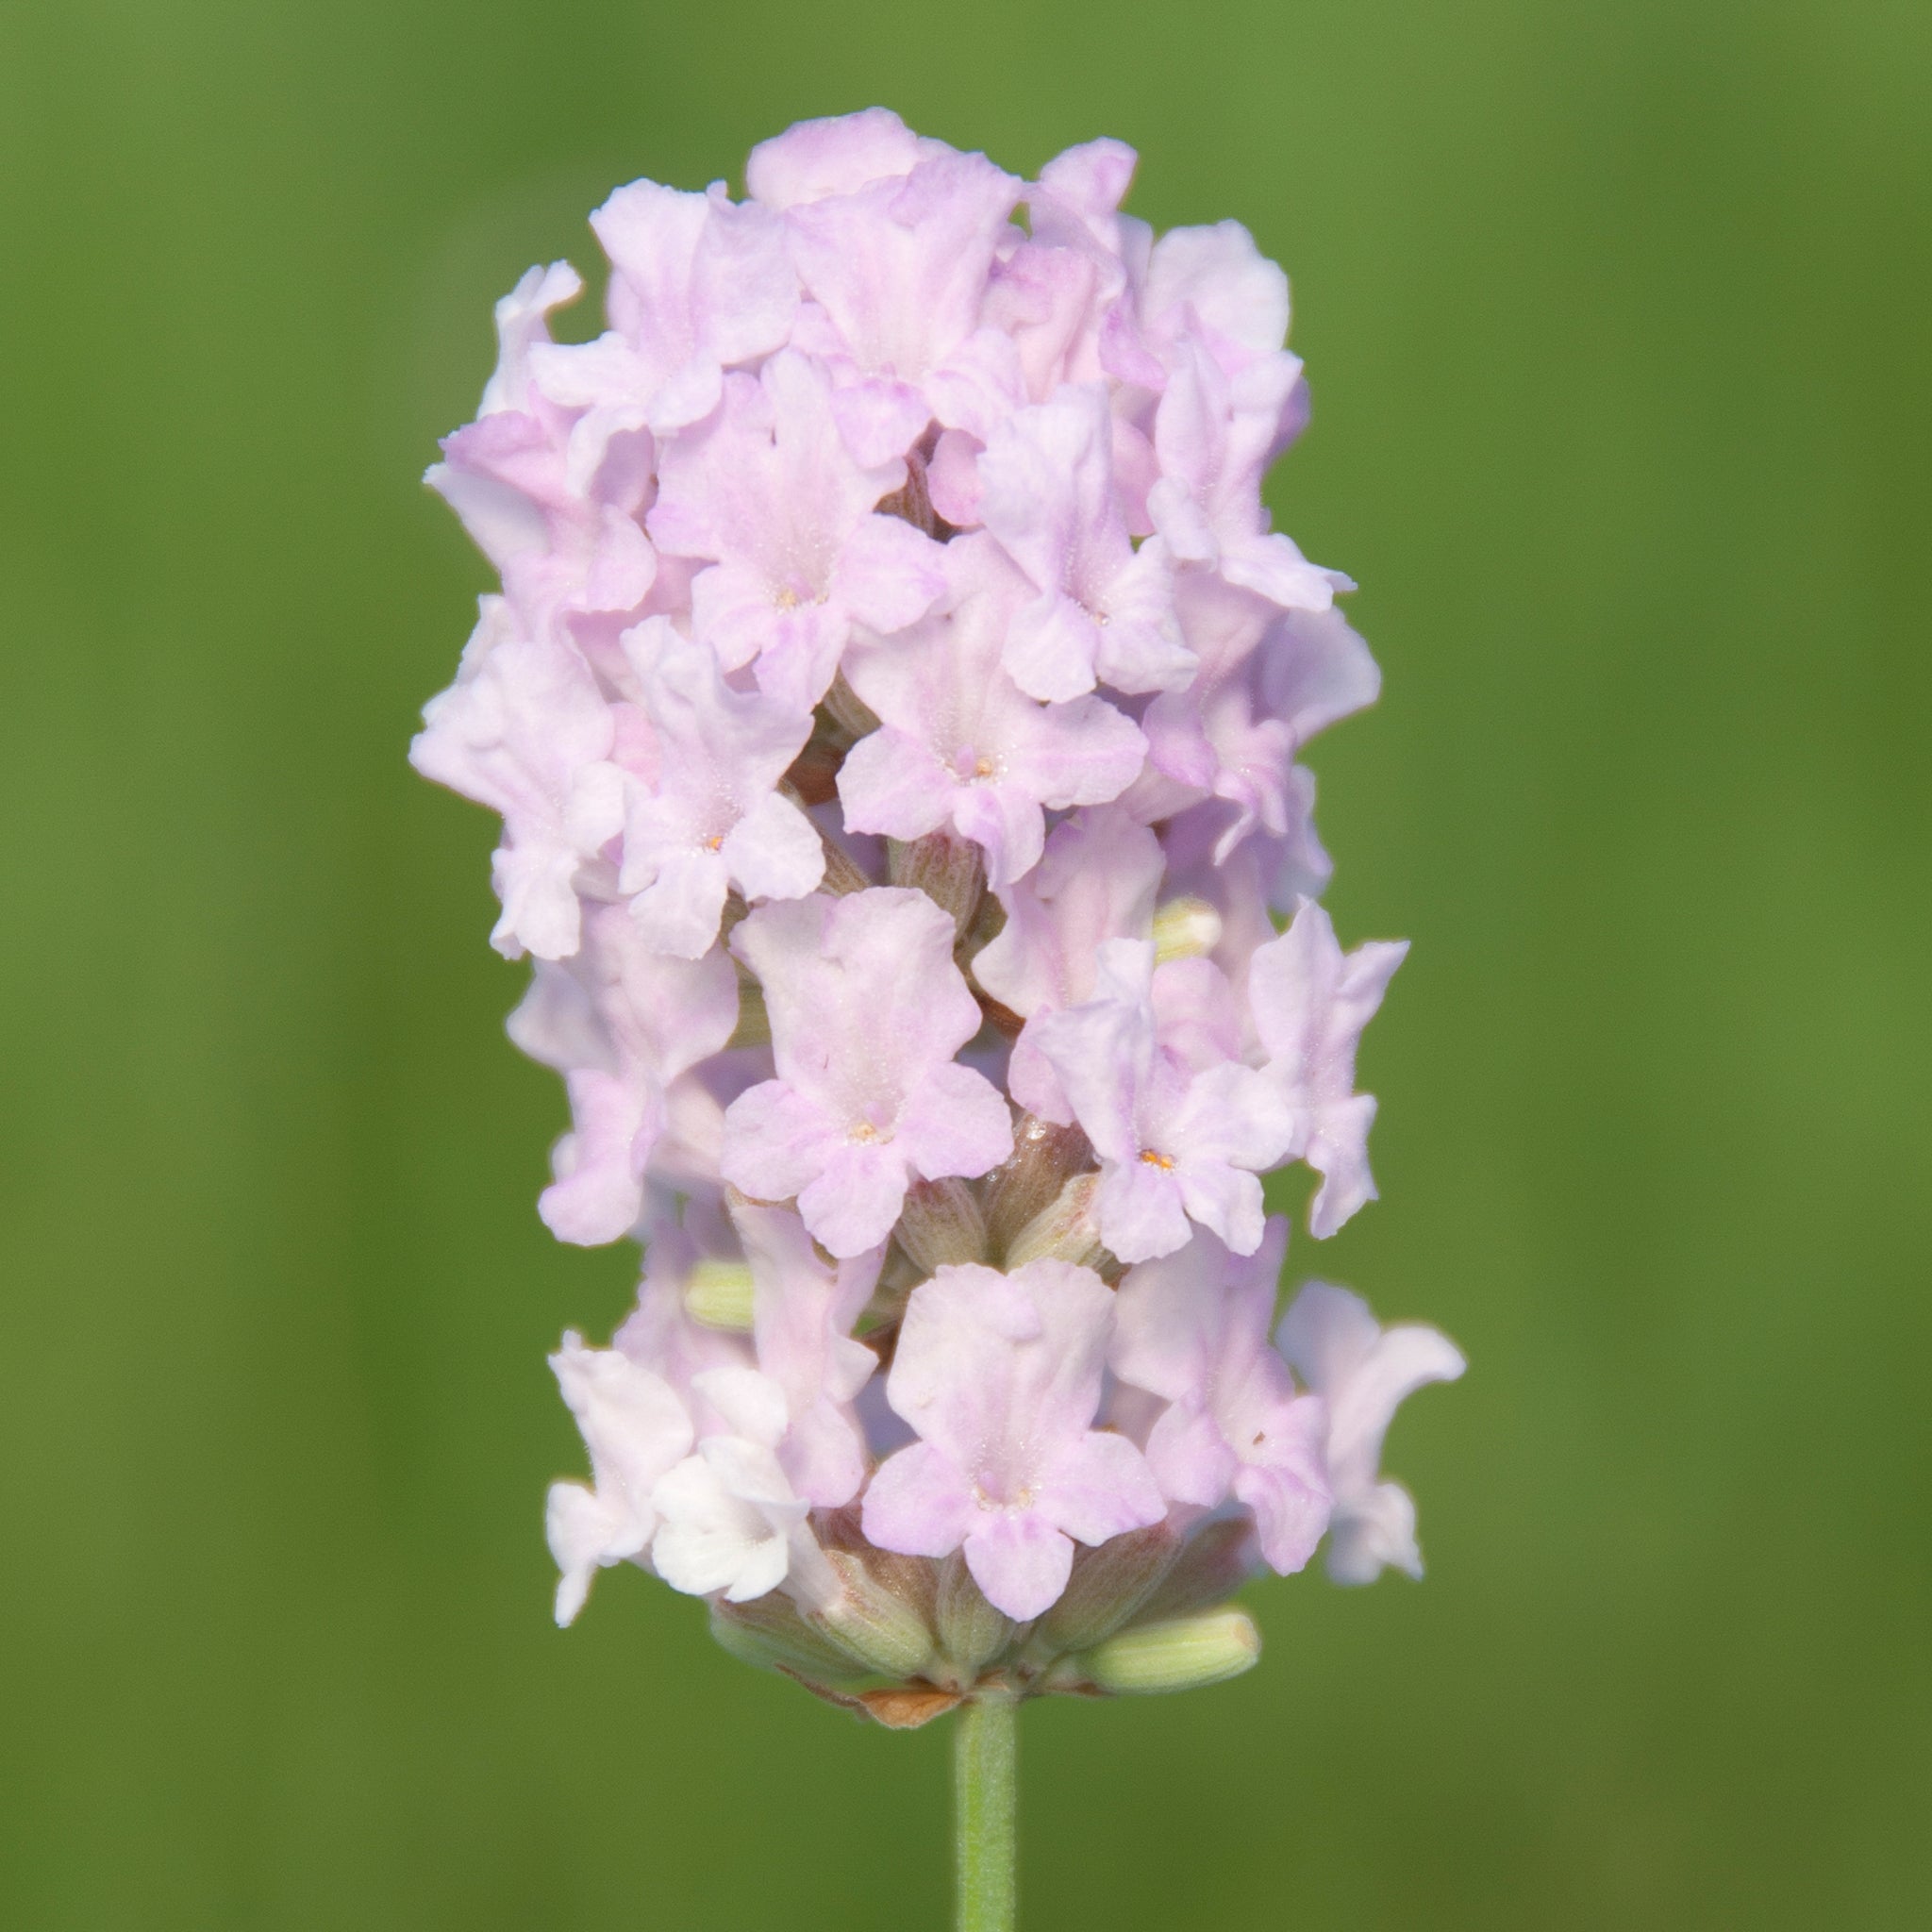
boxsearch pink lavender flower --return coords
[1029,939,1296,1262]
[736,1198,881,1507]
[408,608,625,961]
[1250,897,1408,1238]
[544,1332,693,1625]
[413,108,1458,1724]
[978,383,1194,701]
[616,617,823,958]
[647,348,947,709]
[862,1260,1165,1619]
[507,903,739,1243]
[1110,1222,1331,1574]
[1277,1282,1465,1582]
[721,889,1013,1257]
[838,536,1147,884]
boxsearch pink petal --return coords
[896,1061,1016,1183]
[833,513,949,634]
[722,791,824,903]
[963,1510,1075,1622]
[628,848,730,960]
[719,1079,841,1203]
[861,1441,977,1557]
[1143,1398,1238,1507]
[837,728,954,842]
[745,108,920,209]
[796,1139,913,1257]
[1096,1158,1192,1263]
[1034,1429,1166,1545]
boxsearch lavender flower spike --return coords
[413,105,1461,1926]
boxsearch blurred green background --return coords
[4,0,1929,1925]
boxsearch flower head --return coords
[414,110,1456,1713]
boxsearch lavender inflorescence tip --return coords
[414,108,1462,1723]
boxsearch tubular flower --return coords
[414,109,1459,1722]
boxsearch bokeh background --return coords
[4,1,1929,1925]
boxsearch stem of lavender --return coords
[955,1693,1018,1932]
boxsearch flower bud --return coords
[820,673,879,744]
[1002,1172,1121,1282]
[888,829,985,944]
[1152,895,1224,964]
[1037,1523,1177,1654]
[981,1114,1094,1260]
[728,974,771,1049]
[1134,1517,1260,1624]
[1078,1607,1260,1695]
[934,1550,1014,1681]
[894,1176,989,1274]
[813,1548,938,1680]
[710,1591,870,1683]
[681,1258,756,1331]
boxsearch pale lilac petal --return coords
[926,427,984,526]
[972,808,1163,1019]
[1108,1251,1211,1403]
[1235,1452,1331,1576]
[719,1079,841,1202]
[829,379,935,468]
[745,108,920,209]
[759,1228,878,1504]
[1304,1092,1381,1239]
[795,1139,912,1257]
[861,1441,977,1557]
[1292,1292,1466,1493]
[1144,221,1290,358]
[963,1511,1075,1622]
[1026,948,1154,1165]
[895,1061,1015,1183]
[784,147,1021,387]
[948,781,1046,886]
[724,890,993,1241]
[1096,1158,1191,1263]
[591,177,796,382]
[837,727,954,841]
[1003,1028,1074,1125]
[1277,1283,1464,1584]
[980,384,1191,700]
[649,1452,791,1599]
[1324,1480,1423,1584]
[1250,900,1407,1238]
[1001,693,1146,810]
[540,1068,661,1244]
[1174,1058,1299,1174]
[546,1482,628,1625]
[1143,1399,1238,1507]
[832,513,948,633]
[1034,1429,1165,1545]
[1174,1162,1268,1257]
[722,791,824,903]
[1003,591,1101,703]
[628,848,731,959]
[1274,1279,1383,1394]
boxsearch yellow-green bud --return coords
[1079,1607,1260,1695]
[1153,895,1224,964]
[813,1550,938,1679]
[682,1259,756,1331]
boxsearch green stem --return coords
[954,1694,1018,1932]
